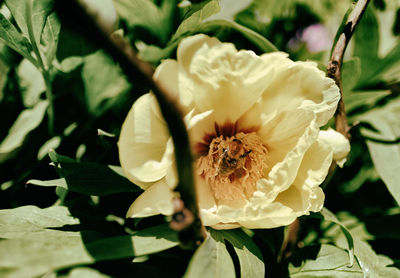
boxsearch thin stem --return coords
[327,0,371,139]
[25,0,55,135]
[55,0,205,247]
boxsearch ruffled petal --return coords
[257,109,319,196]
[126,180,174,218]
[276,140,331,213]
[318,128,351,167]
[177,34,274,123]
[118,93,170,189]
[257,53,340,126]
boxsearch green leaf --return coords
[0,223,178,278]
[353,6,380,87]
[17,58,45,107]
[311,208,355,267]
[0,205,79,239]
[62,267,111,278]
[217,229,265,278]
[184,232,235,278]
[5,0,53,46]
[41,12,61,66]
[171,0,220,42]
[342,58,361,95]
[28,151,140,196]
[199,19,277,53]
[0,100,48,163]
[0,13,37,66]
[82,50,131,117]
[289,244,363,278]
[359,97,400,205]
[114,0,175,44]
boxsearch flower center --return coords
[196,132,268,205]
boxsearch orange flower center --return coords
[196,131,268,206]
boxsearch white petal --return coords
[276,140,331,213]
[126,180,174,218]
[319,128,351,167]
[178,34,274,123]
[258,53,340,126]
[257,109,319,196]
[118,93,170,189]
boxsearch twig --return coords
[279,0,371,261]
[327,0,371,139]
[55,0,205,248]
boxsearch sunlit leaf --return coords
[184,232,235,278]
[41,12,61,65]
[0,223,178,278]
[217,229,265,278]
[0,13,37,66]
[0,205,79,239]
[289,244,363,277]
[0,100,48,163]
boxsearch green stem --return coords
[25,0,55,135]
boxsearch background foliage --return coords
[0,0,400,277]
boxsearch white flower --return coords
[118,34,350,229]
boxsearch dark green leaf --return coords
[184,232,235,278]
[217,229,265,278]
[311,208,355,267]
[0,13,37,66]
[82,50,131,117]
[359,97,400,205]
[28,150,141,196]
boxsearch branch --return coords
[280,0,371,260]
[55,0,205,248]
[327,0,371,139]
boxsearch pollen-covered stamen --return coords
[196,132,268,205]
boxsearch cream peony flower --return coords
[118,34,350,229]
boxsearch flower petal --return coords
[178,34,274,123]
[118,93,170,189]
[257,53,340,126]
[318,128,351,167]
[257,109,319,196]
[126,180,174,218]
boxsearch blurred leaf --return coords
[41,12,61,65]
[5,0,53,46]
[28,151,140,196]
[289,244,363,277]
[0,100,48,163]
[0,13,37,66]
[184,232,235,278]
[217,229,264,278]
[114,0,176,44]
[82,50,131,117]
[0,223,178,278]
[342,58,361,95]
[172,0,220,41]
[0,205,79,239]
[37,136,61,160]
[353,6,380,87]
[346,90,391,114]
[61,267,110,278]
[17,58,45,107]
[138,40,179,64]
[359,97,400,206]
[200,19,277,52]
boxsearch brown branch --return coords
[55,0,205,248]
[279,0,371,261]
[327,0,371,139]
